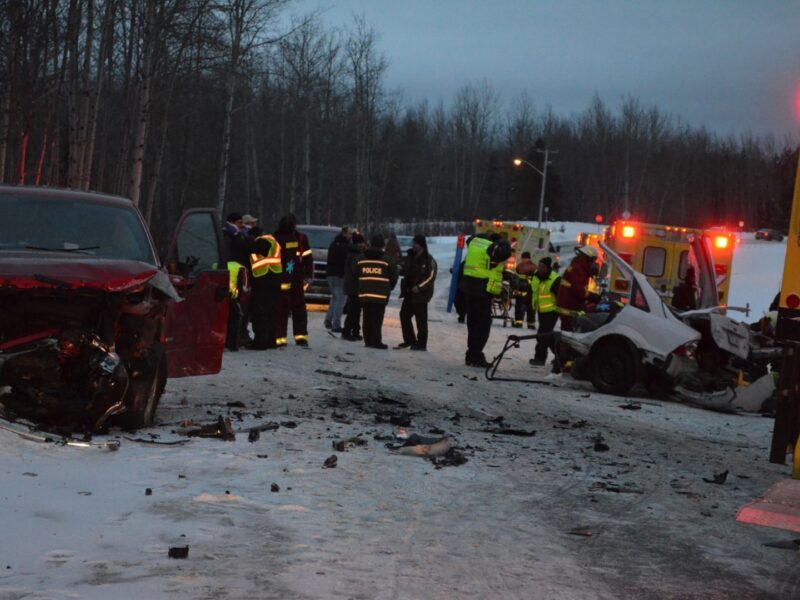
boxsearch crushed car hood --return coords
[0,253,161,294]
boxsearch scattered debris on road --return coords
[391,435,453,457]
[145,488,152,496]
[271,483,280,492]
[168,546,189,559]
[323,455,338,468]
[430,448,468,468]
[332,436,367,452]
[593,436,610,452]
[590,481,644,494]
[569,527,594,537]
[124,436,191,446]
[185,416,235,441]
[619,402,642,410]
[483,427,537,437]
[315,369,367,381]
[703,470,729,485]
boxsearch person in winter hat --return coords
[397,234,437,350]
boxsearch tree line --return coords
[1,0,796,248]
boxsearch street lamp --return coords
[512,148,557,229]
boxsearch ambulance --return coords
[473,219,560,271]
[603,220,738,305]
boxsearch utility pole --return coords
[535,147,558,229]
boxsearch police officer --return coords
[248,234,282,350]
[274,214,314,347]
[529,257,561,366]
[356,235,398,349]
[459,233,512,368]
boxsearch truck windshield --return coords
[0,193,155,264]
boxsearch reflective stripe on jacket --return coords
[250,235,282,278]
[532,271,559,313]
[464,237,503,296]
[227,261,243,298]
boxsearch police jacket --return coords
[356,248,398,305]
[400,249,437,304]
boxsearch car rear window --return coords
[0,193,155,264]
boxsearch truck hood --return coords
[0,253,160,293]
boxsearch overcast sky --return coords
[293,0,800,137]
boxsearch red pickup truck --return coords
[0,186,230,432]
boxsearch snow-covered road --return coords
[1,234,797,599]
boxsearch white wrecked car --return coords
[560,239,777,412]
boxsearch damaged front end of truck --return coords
[0,260,179,433]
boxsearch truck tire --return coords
[121,343,167,430]
[589,339,638,396]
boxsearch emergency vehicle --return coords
[473,219,560,271]
[603,220,737,305]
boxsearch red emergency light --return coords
[622,225,636,238]
[714,236,729,249]
[787,293,800,309]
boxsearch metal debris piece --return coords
[185,416,235,441]
[482,428,537,437]
[703,470,729,485]
[168,546,189,559]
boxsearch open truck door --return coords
[163,209,229,378]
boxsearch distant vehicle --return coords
[473,219,560,271]
[755,228,784,242]
[0,186,229,432]
[396,235,413,253]
[296,224,340,304]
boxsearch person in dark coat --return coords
[274,214,314,346]
[356,235,398,349]
[513,251,536,329]
[342,233,367,341]
[385,233,402,261]
[222,212,252,350]
[397,234,437,350]
[672,266,698,311]
[453,260,466,323]
[325,227,353,332]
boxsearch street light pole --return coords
[536,148,549,229]
[513,147,558,230]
